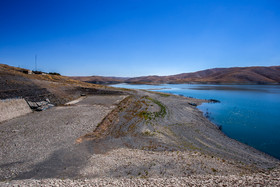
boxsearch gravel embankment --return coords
[1,169,279,187]
[1,90,279,186]
[0,95,127,180]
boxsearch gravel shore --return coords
[0,95,127,180]
[0,90,279,186]
[1,169,279,186]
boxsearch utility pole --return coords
[35,54,37,71]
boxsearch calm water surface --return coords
[112,83,280,159]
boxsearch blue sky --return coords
[0,0,280,76]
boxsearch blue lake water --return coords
[112,83,280,159]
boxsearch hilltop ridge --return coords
[71,66,280,85]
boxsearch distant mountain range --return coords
[71,66,280,85]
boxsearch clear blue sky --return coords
[1,0,280,76]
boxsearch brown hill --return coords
[71,76,127,84]
[167,66,280,84]
[0,64,123,105]
[71,66,280,84]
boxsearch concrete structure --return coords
[0,98,32,123]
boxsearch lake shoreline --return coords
[1,88,279,186]
[113,83,280,160]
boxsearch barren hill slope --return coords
[71,66,280,85]
[126,66,280,84]
[71,75,127,84]
[0,64,123,105]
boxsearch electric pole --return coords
[35,54,37,71]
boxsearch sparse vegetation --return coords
[33,70,45,74]
[143,130,155,136]
[49,72,61,76]
[146,97,167,118]
[137,97,167,122]
[157,93,171,97]
[138,111,153,120]
[211,168,217,172]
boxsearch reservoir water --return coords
[112,83,280,159]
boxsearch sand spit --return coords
[0,90,279,186]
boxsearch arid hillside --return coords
[71,66,280,84]
[71,75,127,84]
[0,64,123,105]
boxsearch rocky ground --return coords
[0,89,279,186]
[1,169,280,186]
[0,95,127,180]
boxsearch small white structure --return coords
[0,98,32,123]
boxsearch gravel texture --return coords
[0,95,127,180]
[1,169,279,186]
[0,90,279,186]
